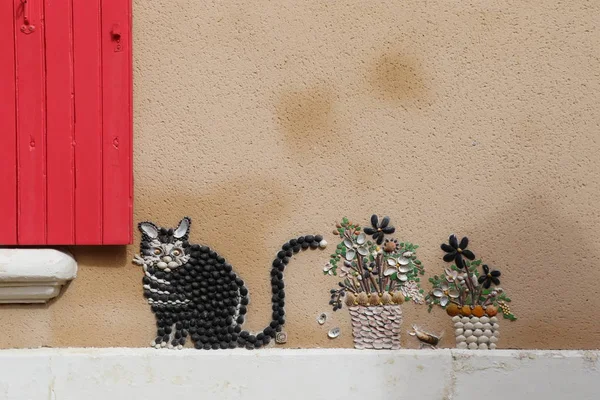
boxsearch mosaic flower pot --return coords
[452,315,500,350]
[348,305,402,350]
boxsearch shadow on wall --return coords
[474,189,600,349]
[275,84,339,154]
[369,52,428,105]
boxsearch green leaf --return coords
[419,289,424,293]
[342,217,349,224]
[428,278,434,283]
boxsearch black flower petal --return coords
[380,216,390,229]
[443,252,456,262]
[449,235,459,249]
[382,226,395,234]
[363,227,376,234]
[459,236,469,250]
[491,277,500,285]
[482,265,490,274]
[483,280,492,289]
[376,233,384,245]
[462,249,476,260]
[491,270,501,277]
[455,254,465,269]
[478,275,487,284]
[370,214,379,228]
[441,243,454,253]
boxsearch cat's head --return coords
[137,217,192,271]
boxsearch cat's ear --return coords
[138,221,159,239]
[174,217,191,239]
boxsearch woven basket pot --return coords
[452,315,500,350]
[348,305,402,350]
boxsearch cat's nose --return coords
[161,256,172,263]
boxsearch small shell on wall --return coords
[328,327,341,339]
[317,313,327,325]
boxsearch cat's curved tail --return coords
[236,234,327,349]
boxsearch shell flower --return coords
[344,232,369,260]
[432,282,460,307]
[383,255,412,282]
[441,234,475,269]
[444,268,459,283]
[363,215,395,245]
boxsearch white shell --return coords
[345,249,355,261]
[454,322,464,328]
[489,343,497,350]
[457,342,468,349]
[474,322,483,329]
[464,329,473,338]
[398,265,412,273]
[397,257,410,266]
[482,323,492,330]
[478,343,489,350]
[489,336,499,344]
[456,335,466,343]
[402,251,414,258]
[473,329,483,337]
[490,317,498,323]
[319,240,328,249]
[398,274,408,282]
[470,317,480,323]
[455,328,464,336]
[480,316,490,324]
[468,342,479,350]
[478,336,489,344]
[493,330,501,337]
[317,313,327,325]
[461,317,470,323]
[466,335,478,344]
[328,327,341,339]
[483,329,493,337]
[357,247,369,256]
[356,233,367,245]
[344,239,354,249]
[452,316,461,322]
[464,322,474,330]
[493,323,500,330]
[384,268,397,276]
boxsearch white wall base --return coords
[0,348,597,399]
[0,249,77,303]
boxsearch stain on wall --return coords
[2,0,600,350]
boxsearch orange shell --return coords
[485,305,498,317]
[446,303,460,317]
[472,305,485,317]
[460,305,472,316]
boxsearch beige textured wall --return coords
[3,0,600,349]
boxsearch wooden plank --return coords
[45,0,75,244]
[15,0,47,244]
[73,0,103,244]
[0,1,18,245]
[101,0,132,244]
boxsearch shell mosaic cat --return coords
[133,217,327,350]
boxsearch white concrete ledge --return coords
[0,249,77,303]
[0,348,597,399]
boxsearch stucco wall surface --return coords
[2,0,600,349]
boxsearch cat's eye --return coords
[153,248,162,255]
[172,249,181,256]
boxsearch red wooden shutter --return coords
[0,0,132,245]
